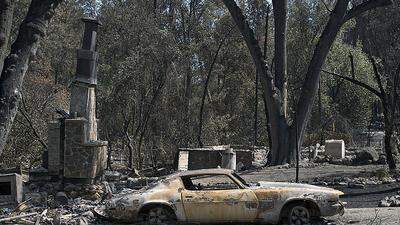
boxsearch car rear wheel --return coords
[141,206,177,225]
[287,204,311,225]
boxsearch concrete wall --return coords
[0,174,23,208]
[177,149,254,171]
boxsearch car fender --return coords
[280,196,321,218]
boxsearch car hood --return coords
[253,181,343,194]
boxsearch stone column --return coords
[69,18,101,142]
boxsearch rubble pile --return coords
[312,173,398,189]
[379,193,400,207]
[311,146,386,166]
[0,197,99,225]
[0,169,162,225]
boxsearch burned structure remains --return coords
[177,145,266,171]
[45,18,107,183]
[0,174,23,208]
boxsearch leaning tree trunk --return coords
[0,0,63,155]
[0,0,15,74]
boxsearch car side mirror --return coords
[178,187,184,192]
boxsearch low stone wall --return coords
[62,118,107,182]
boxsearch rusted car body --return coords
[98,169,345,224]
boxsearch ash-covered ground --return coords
[1,163,400,225]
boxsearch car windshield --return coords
[232,172,249,187]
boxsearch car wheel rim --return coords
[289,205,310,225]
[147,207,173,224]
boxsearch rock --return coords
[314,155,329,163]
[382,178,396,184]
[279,163,290,169]
[354,147,379,164]
[379,199,391,207]
[55,192,69,205]
[379,195,400,207]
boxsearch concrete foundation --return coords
[0,174,23,208]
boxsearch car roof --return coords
[168,168,234,178]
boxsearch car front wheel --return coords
[287,204,311,225]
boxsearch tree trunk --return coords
[0,0,15,74]
[272,0,288,118]
[383,111,397,170]
[292,0,350,162]
[125,130,135,168]
[222,0,368,165]
[183,64,192,146]
[0,0,62,155]
[222,0,289,165]
[263,5,273,151]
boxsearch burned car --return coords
[96,169,345,225]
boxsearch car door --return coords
[180,174,258,223]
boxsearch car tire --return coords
[285,203,312,225]
[141,205,177,225]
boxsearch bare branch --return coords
[322,69,383,99]
[19,94,48,150]
[369,55,386,101]
[321,0,333,13]
[344,0,393,22]
[198,26,233,147]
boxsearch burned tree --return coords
[222,0,393,165]
[323,56,399,170]
[0,0,63,155]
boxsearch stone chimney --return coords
[46,18,107,183]
[69,18,101,141]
